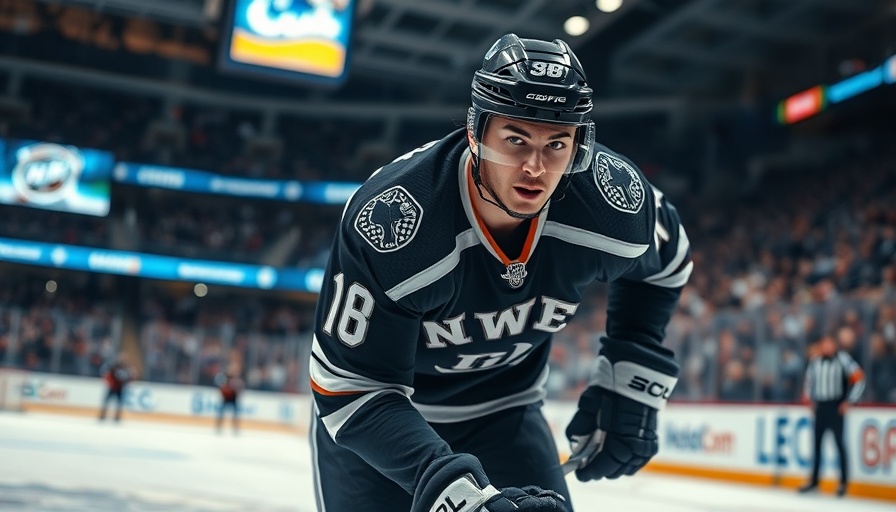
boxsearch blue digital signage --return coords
[112,162,360,204]
[0,237,325,293]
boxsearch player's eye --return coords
[506,136,525,146]
[548,141,567,150]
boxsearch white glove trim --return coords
[429,474,500,512]
[589,356,678,410]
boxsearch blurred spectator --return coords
[0,205,108,247]
[719,359,754,402]
[778,346,805,402]
[867,332,896,403]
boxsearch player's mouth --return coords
[513,185,543,201]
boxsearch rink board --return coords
[542,401,896,502]
[12,373,896,502]
[16,372,308,430]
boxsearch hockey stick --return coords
[561,453,587,475]
[561,430,606,475]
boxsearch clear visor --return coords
[476,116,594,175]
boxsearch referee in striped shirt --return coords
[798,333,865,497]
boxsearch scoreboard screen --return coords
[0,139,113,217]
[219,0,356,87]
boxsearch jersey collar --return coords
[458,149,548,267]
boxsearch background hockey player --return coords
[98,353,136,423]
[309,33,693,512]
[215,363,245,434]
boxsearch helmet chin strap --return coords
[471,141,549,221]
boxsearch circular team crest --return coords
[354,186,423,253]
[593,151,645,214]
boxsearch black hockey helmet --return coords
[468,33,595,174]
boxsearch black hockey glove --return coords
[412,453,568,512]
[565,340,679,482]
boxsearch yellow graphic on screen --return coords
[231,30,345,77]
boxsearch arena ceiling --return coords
[23,0,896,112]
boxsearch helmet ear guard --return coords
[570,121,595,175]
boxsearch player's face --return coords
[477,117,576,216]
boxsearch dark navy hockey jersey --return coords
[310,128,692,494]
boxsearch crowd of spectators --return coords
[0,271,119,378]
[547,147,896,404]
[4,78,388,183]
[0,270,316,394]
[0,205,108,247]
[3,79,158,161]
[0,75,384,394]
[0,78,359,265]
[1,72,894,405]
[116,187,296,263]
[138,286,314,394]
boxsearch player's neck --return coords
[489,218,532,259]
[467,160,523,230]
[466,158,532,259]
[480,204,527,236]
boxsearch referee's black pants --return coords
[809,400,848,485]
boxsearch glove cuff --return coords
[600,337,680,377]
[588,355,677,410]
[412,454,499,512]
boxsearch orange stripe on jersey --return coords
[849,369,865,385]
[519,216,538,261]
[310,378,363,397]
[466,164,539,265]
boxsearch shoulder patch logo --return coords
[354,186,423,252]
[593,152,645,214]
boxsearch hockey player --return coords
[310,33,692,512]
[98,354,136,423]
[215,364,245,434]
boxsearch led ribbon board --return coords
[777,53,896,125]
[0,237,325,292]
[827,66,884,104]
[112,162,360,204]
[777,85,826,125]
[884,54,896,84]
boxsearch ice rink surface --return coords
[0,411,892,512]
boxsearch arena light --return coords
[194,283,209,297]
[564,16,590,36]
[596,0,623,13]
